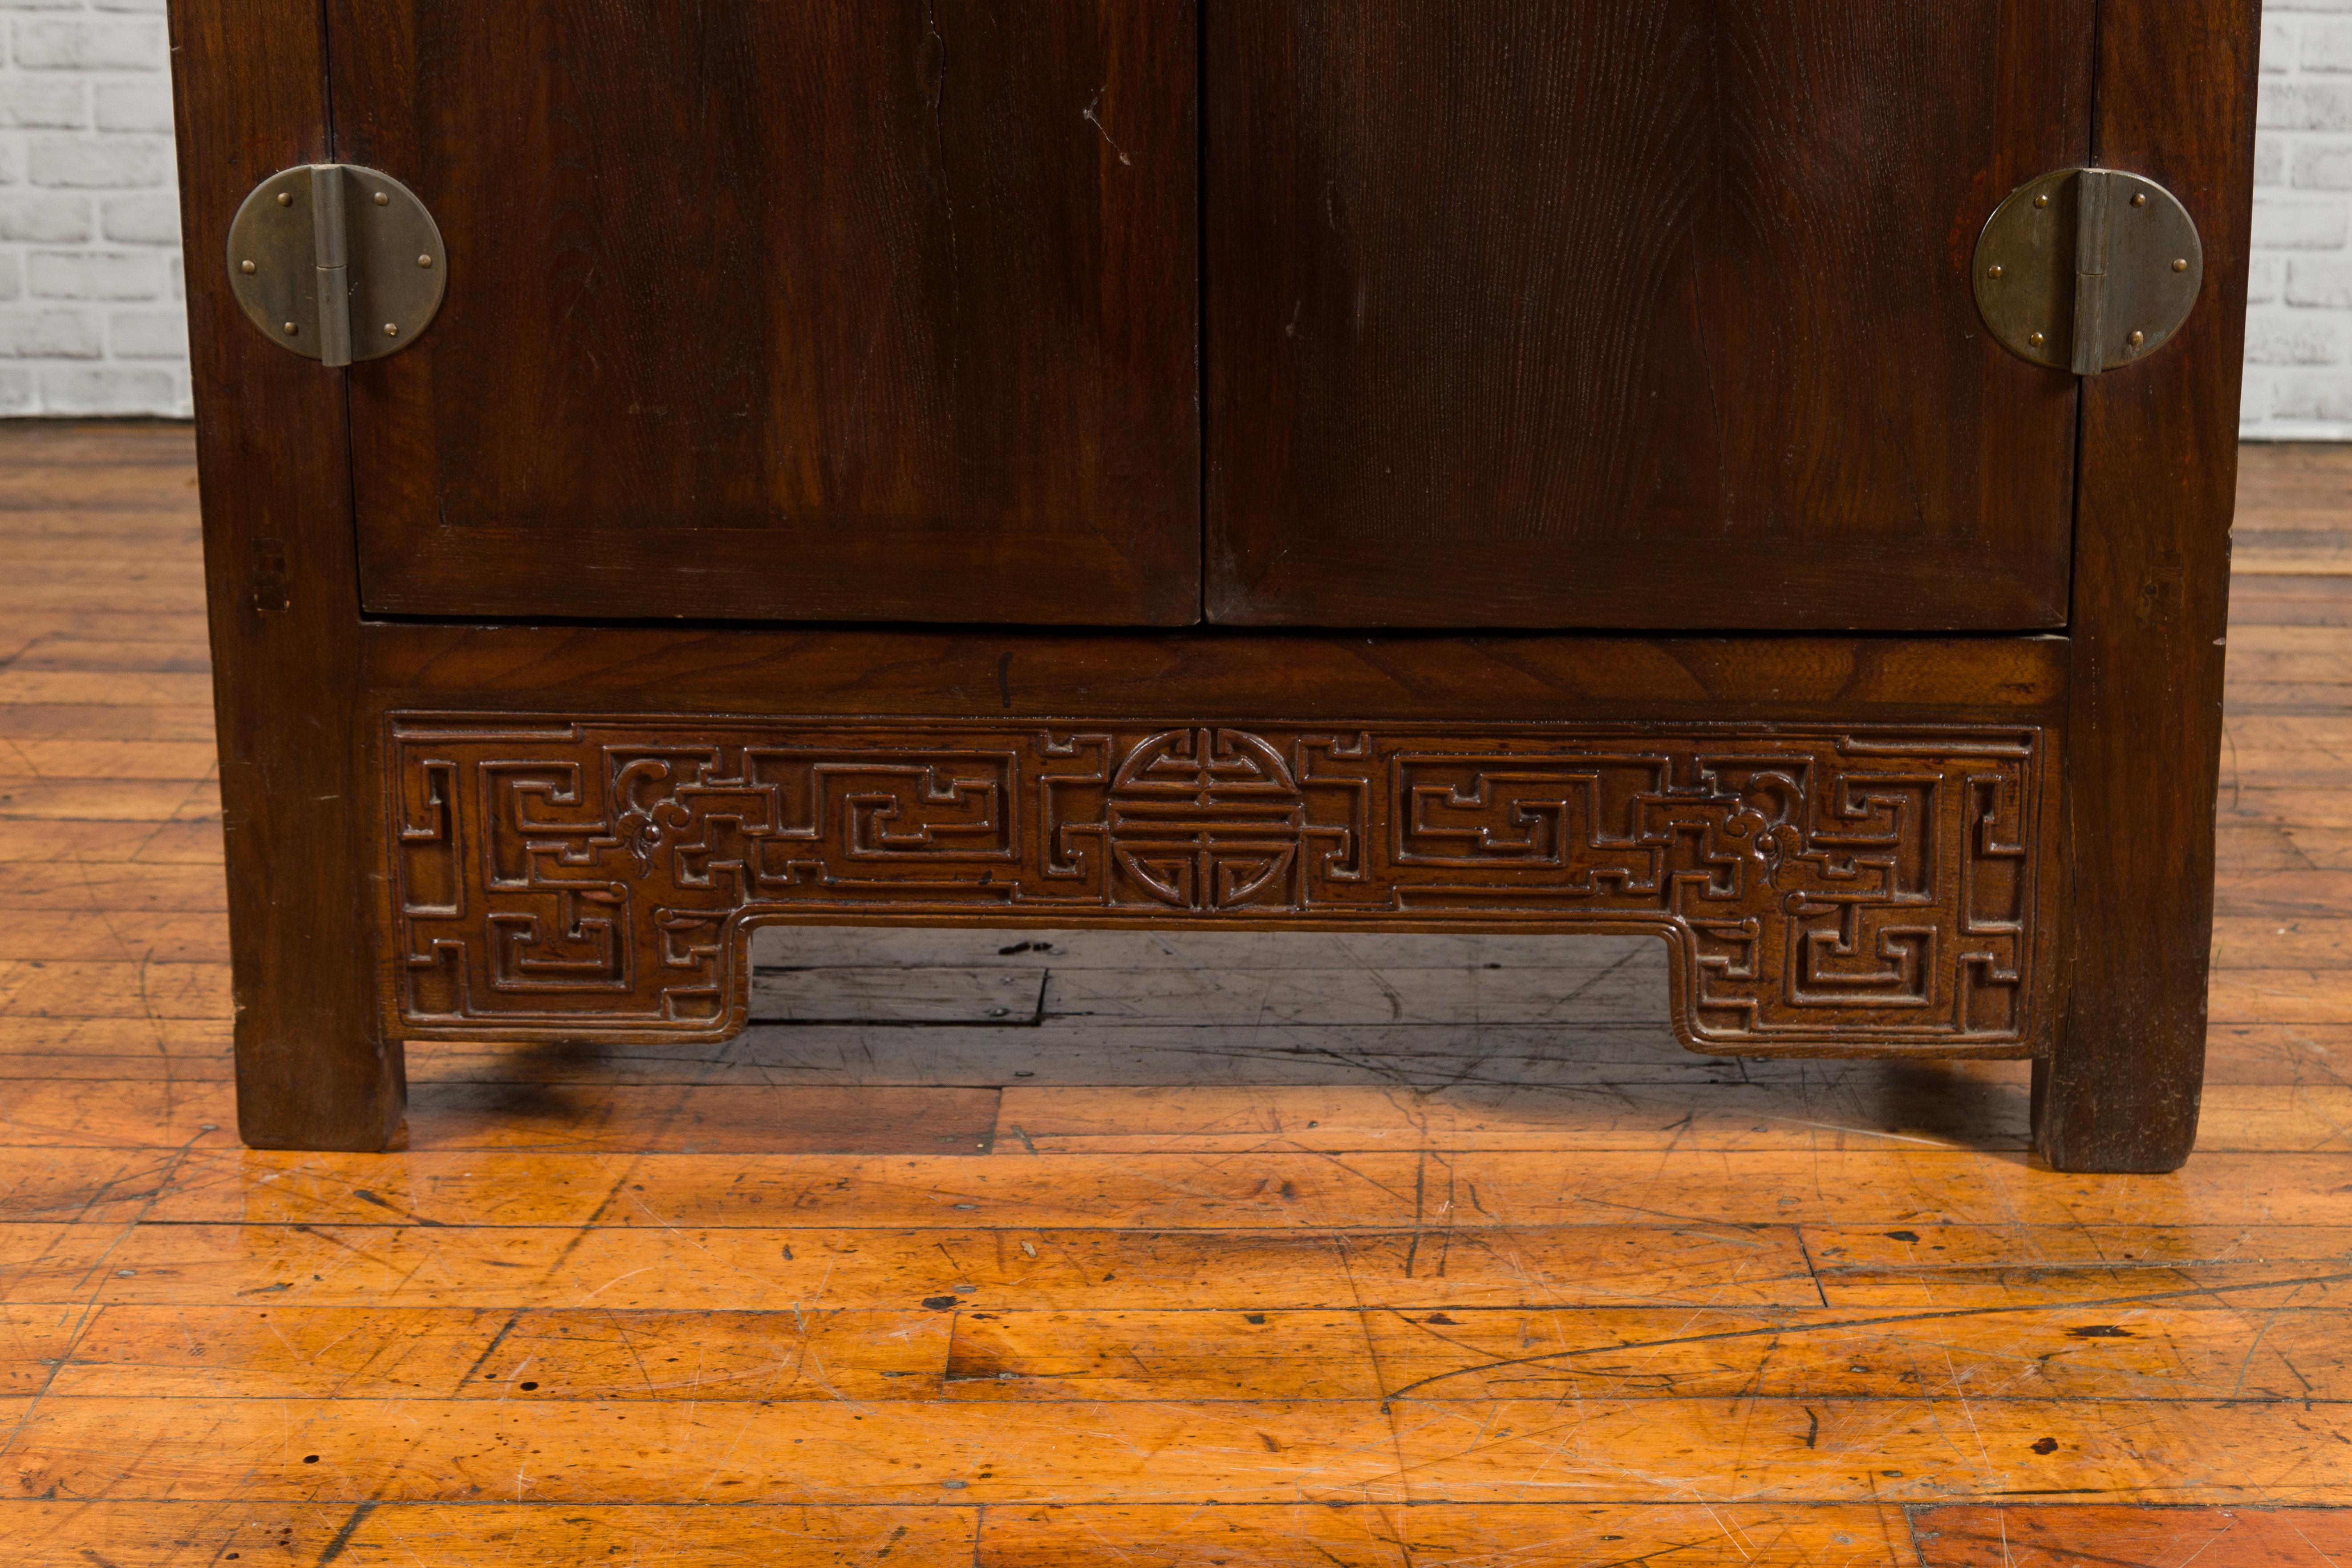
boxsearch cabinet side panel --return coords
[170,0,403,1147]
[2040,0,2260,1171]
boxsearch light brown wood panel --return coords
[0,1501,1914,1567]
[0,912,228,963]
[51,1305,949,1401]
[0,1501,982,1566]
[11,1394,2349,1505]
[979,1504,1920,1568]
[83,1148,2352,1230]
[5,422,2352,1556]
[13,1224,1820,1311]
[942,1302,2352,1403]
[0,705,217,743]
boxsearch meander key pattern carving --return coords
[389,717,2052,1053]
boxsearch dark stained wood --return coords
[169,0,404,1149]
[381,715,2061,1060]
[363,624,2069,720]
[1204,0,2092,630]
[2034,0,2262,1172]
[332,0,1201,627]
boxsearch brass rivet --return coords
[2131,192,2148,207]
[276,192,293,207]
[1987,263,2005,279]
[417,254,433,268]
[2129,329,2146,347]
[282,321,298,335]
[374,191,390,205]
[240,259,256,274]
[2033,194,2050,208]
[2028,331,2046,347]
[384,322,399,337]
[2173,258,2190,273]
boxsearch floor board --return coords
[3,421,2351,1561]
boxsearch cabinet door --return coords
[337,2,1199,625]
[1206,3,2092,630]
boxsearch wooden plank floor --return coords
[1,421,2350,1564]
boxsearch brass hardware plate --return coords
[1974,167,2202,374]
[226,164,445,366]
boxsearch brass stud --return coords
[2173,258,2190,273]
[276,192,292,207]
[2033,194,2050,208]
[2131,191,2149,207]
[383,322,399,337]
[2028,331,2046,347]
[2129,329,2146,348]
[374,191,390,205]
[240,259,256,274]
[1987,263,2005,279]
[282,321,298,335]
[417,254,433,268]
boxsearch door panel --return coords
[1206,2,2092,629]
[336,1,1199,625]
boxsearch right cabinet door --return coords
[1206,3,2094,630]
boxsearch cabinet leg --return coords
[227,865,406,1150]
[234,1020,405,1151]
[2031,1016,2204,1174]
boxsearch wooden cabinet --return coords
[169,0,2259,1171]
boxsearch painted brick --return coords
[105,305,180,358]
[2294,139,2352,187]
[2288,257,2352,308]
[90,78,170,133]
[2259,132,2289,186]
[0,77,86,129]
[97,190,173,243]
[0,191,89,243]
[2261,81,2352,130]
[26,246,154,299]
[2305,16,2352,69]
[10,18,163,70]
[2255,194,2352,250]
[2273,369,2352,423]
[2251,255,2287,305]
[0,307,98,357]
[26,133,169,188]
[2268,17,2300,73]
[2247,308,2349,366]
[36,362,176,413]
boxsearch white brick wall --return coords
[0,0,187,418]
[0,5,2341,433]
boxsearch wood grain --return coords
[9,423,2352,1556]
[2036,0,2261,1172]
[169,0,405,1151]
[332,0,1201,626]
[1205,0,2089,630]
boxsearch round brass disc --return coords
[225,164,446,362]
[1973,167,2201,373]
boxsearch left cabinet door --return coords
[333,1,1200,625]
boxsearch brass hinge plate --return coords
[1974,167,2202,374]
[226,164,445,366]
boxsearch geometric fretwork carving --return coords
[387,716,2052,1056]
